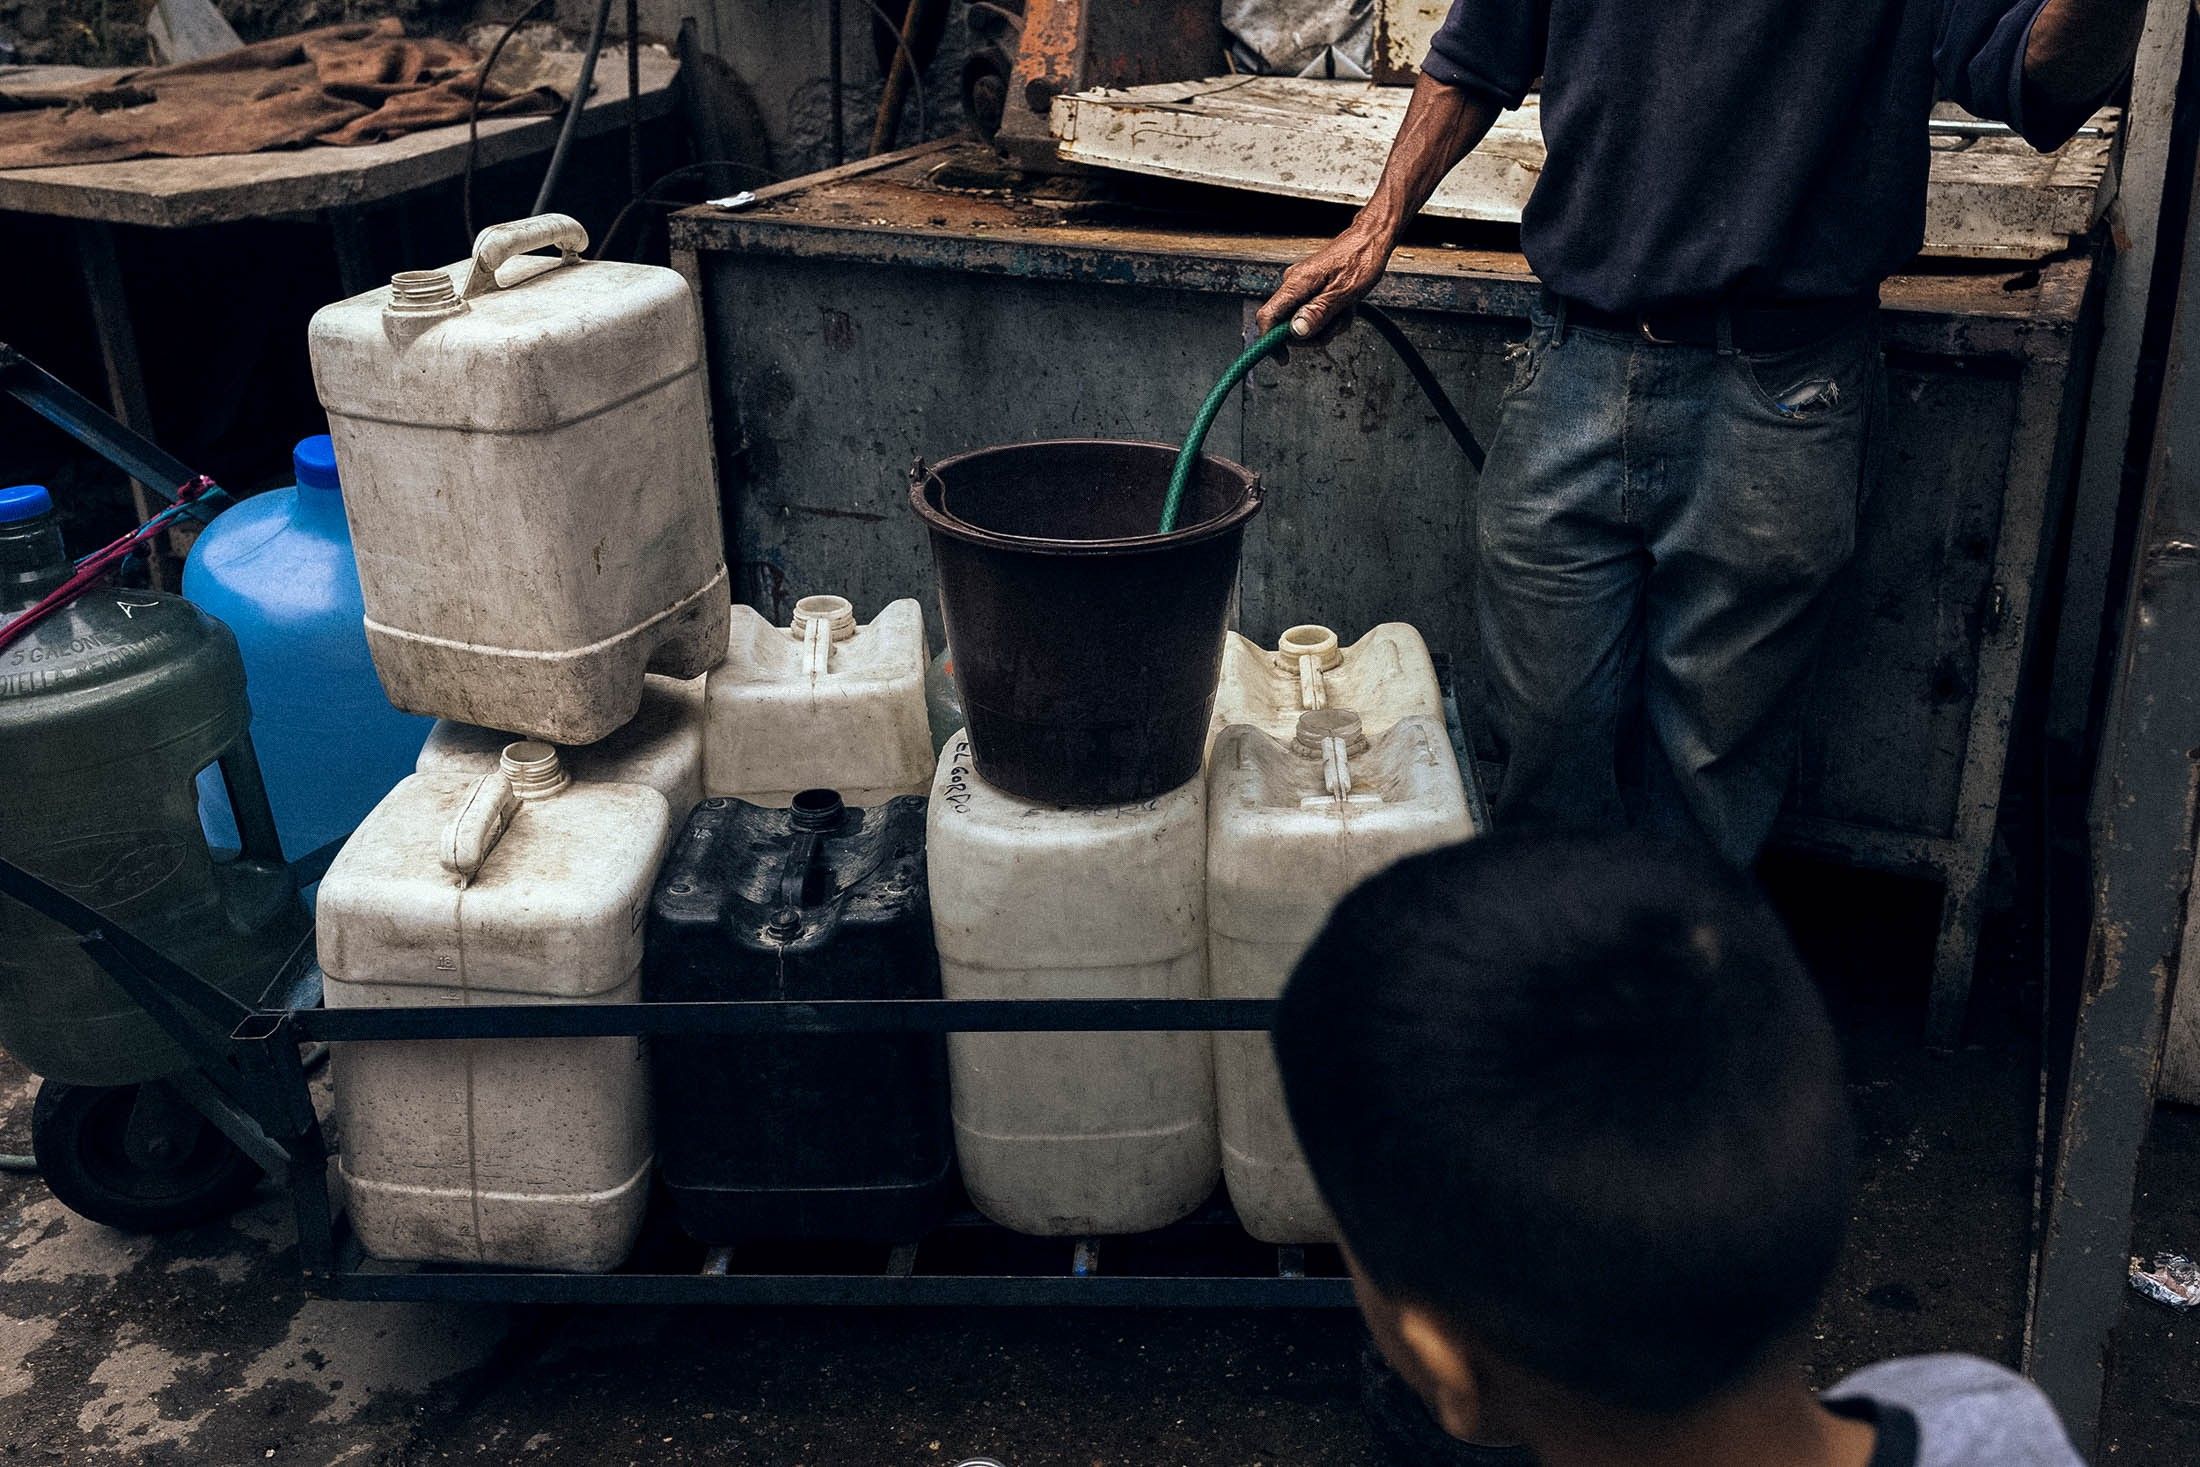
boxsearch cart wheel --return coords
[1358,1342,1537,1467]
[30,1079,261,1233]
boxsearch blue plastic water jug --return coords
[185,436,431,864]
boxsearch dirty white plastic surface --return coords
[928,733,1218,1236]
[416,672,705,832]
[1211,623,1445,747]
[307,214,730,745]
[1207,711,1475,1243]
[704,595,933,806]
[317,743,668,1272]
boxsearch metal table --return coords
[671,140,2106,1041]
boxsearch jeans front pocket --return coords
[1501,324,1549,402]
[1728,319,1880,423]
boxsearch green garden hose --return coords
[1160,322,1293,534]
[1160,308,1488,535]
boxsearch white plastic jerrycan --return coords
[318,743,667,1272]
[1211,623,1445,746]
[417,672,705,836]
[704,595,933,806]
[928,733,1218,1236]
[308,215,730,746]
[1207,709,1476,1244]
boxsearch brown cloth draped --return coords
[0,20,564,170]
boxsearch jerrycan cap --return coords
[1275,624,1342,671]
[1294,708,1369,756]
[292,436,340,492]
[0,484,53,523]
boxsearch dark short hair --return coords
[1274,830,1854,1413]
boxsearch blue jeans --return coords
[1476,300,1886,867]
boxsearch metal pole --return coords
[829,0,846,166]
[2045,0,2195,751]
[2028,137,2200,1451]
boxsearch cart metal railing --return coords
[0,847,1360,1309]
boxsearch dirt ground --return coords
[0,858,2191,1465]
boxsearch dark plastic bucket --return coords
[911,439,1263,807]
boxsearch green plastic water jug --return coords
[0,485,307,1086]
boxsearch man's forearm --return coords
[1355,74,1502,243]
[2024,0,2149,131]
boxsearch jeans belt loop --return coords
[1543,287,1570,346]
[1713,305,1738,356]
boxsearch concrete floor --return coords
[0,860,2188,1465]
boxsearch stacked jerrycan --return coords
[1208,704,1475,1243]
[916,441,1266,1239]
[1212,622,1447,743]
[416,672,707,842]
[704,594,933,806]
[650,592,942,1241]
[317,743,666,1270]
[307,215,729,1269]
[646,789,952,1242]
[307,214,729,744]
[184,434,432,866]
[1,484,308,1229]
[930,733,1215,1235]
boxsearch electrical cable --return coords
[590,158,779,261]
[463,0,555,246]
[0,477,226,656]
[625,0,641,201]
[531,0,617,216]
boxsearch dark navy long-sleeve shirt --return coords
[1421,0,2109,310]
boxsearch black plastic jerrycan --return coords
[645,789,954,1243]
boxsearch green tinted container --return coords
[0,486,307,1086]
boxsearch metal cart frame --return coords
[0,850,1357,1309]
[0,677,1494,1311]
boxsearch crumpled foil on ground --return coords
[2129,1251,2200,1309]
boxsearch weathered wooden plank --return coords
[0,50,679,229]
[1052,77,2120,261]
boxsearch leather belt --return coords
[1550,291,1876,354]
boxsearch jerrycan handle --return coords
[440,773,524,885]
[462,214,589,299]
[767,790,846,939]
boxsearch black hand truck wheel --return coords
[30,1078,261,1232]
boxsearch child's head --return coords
[1274,830,1853,1444]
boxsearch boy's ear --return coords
[1394,1300,1490,1443]
[1348,1251,1493,1445]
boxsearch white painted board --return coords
[1054,76,2121,262]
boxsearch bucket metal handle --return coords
[463,214,589,299]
